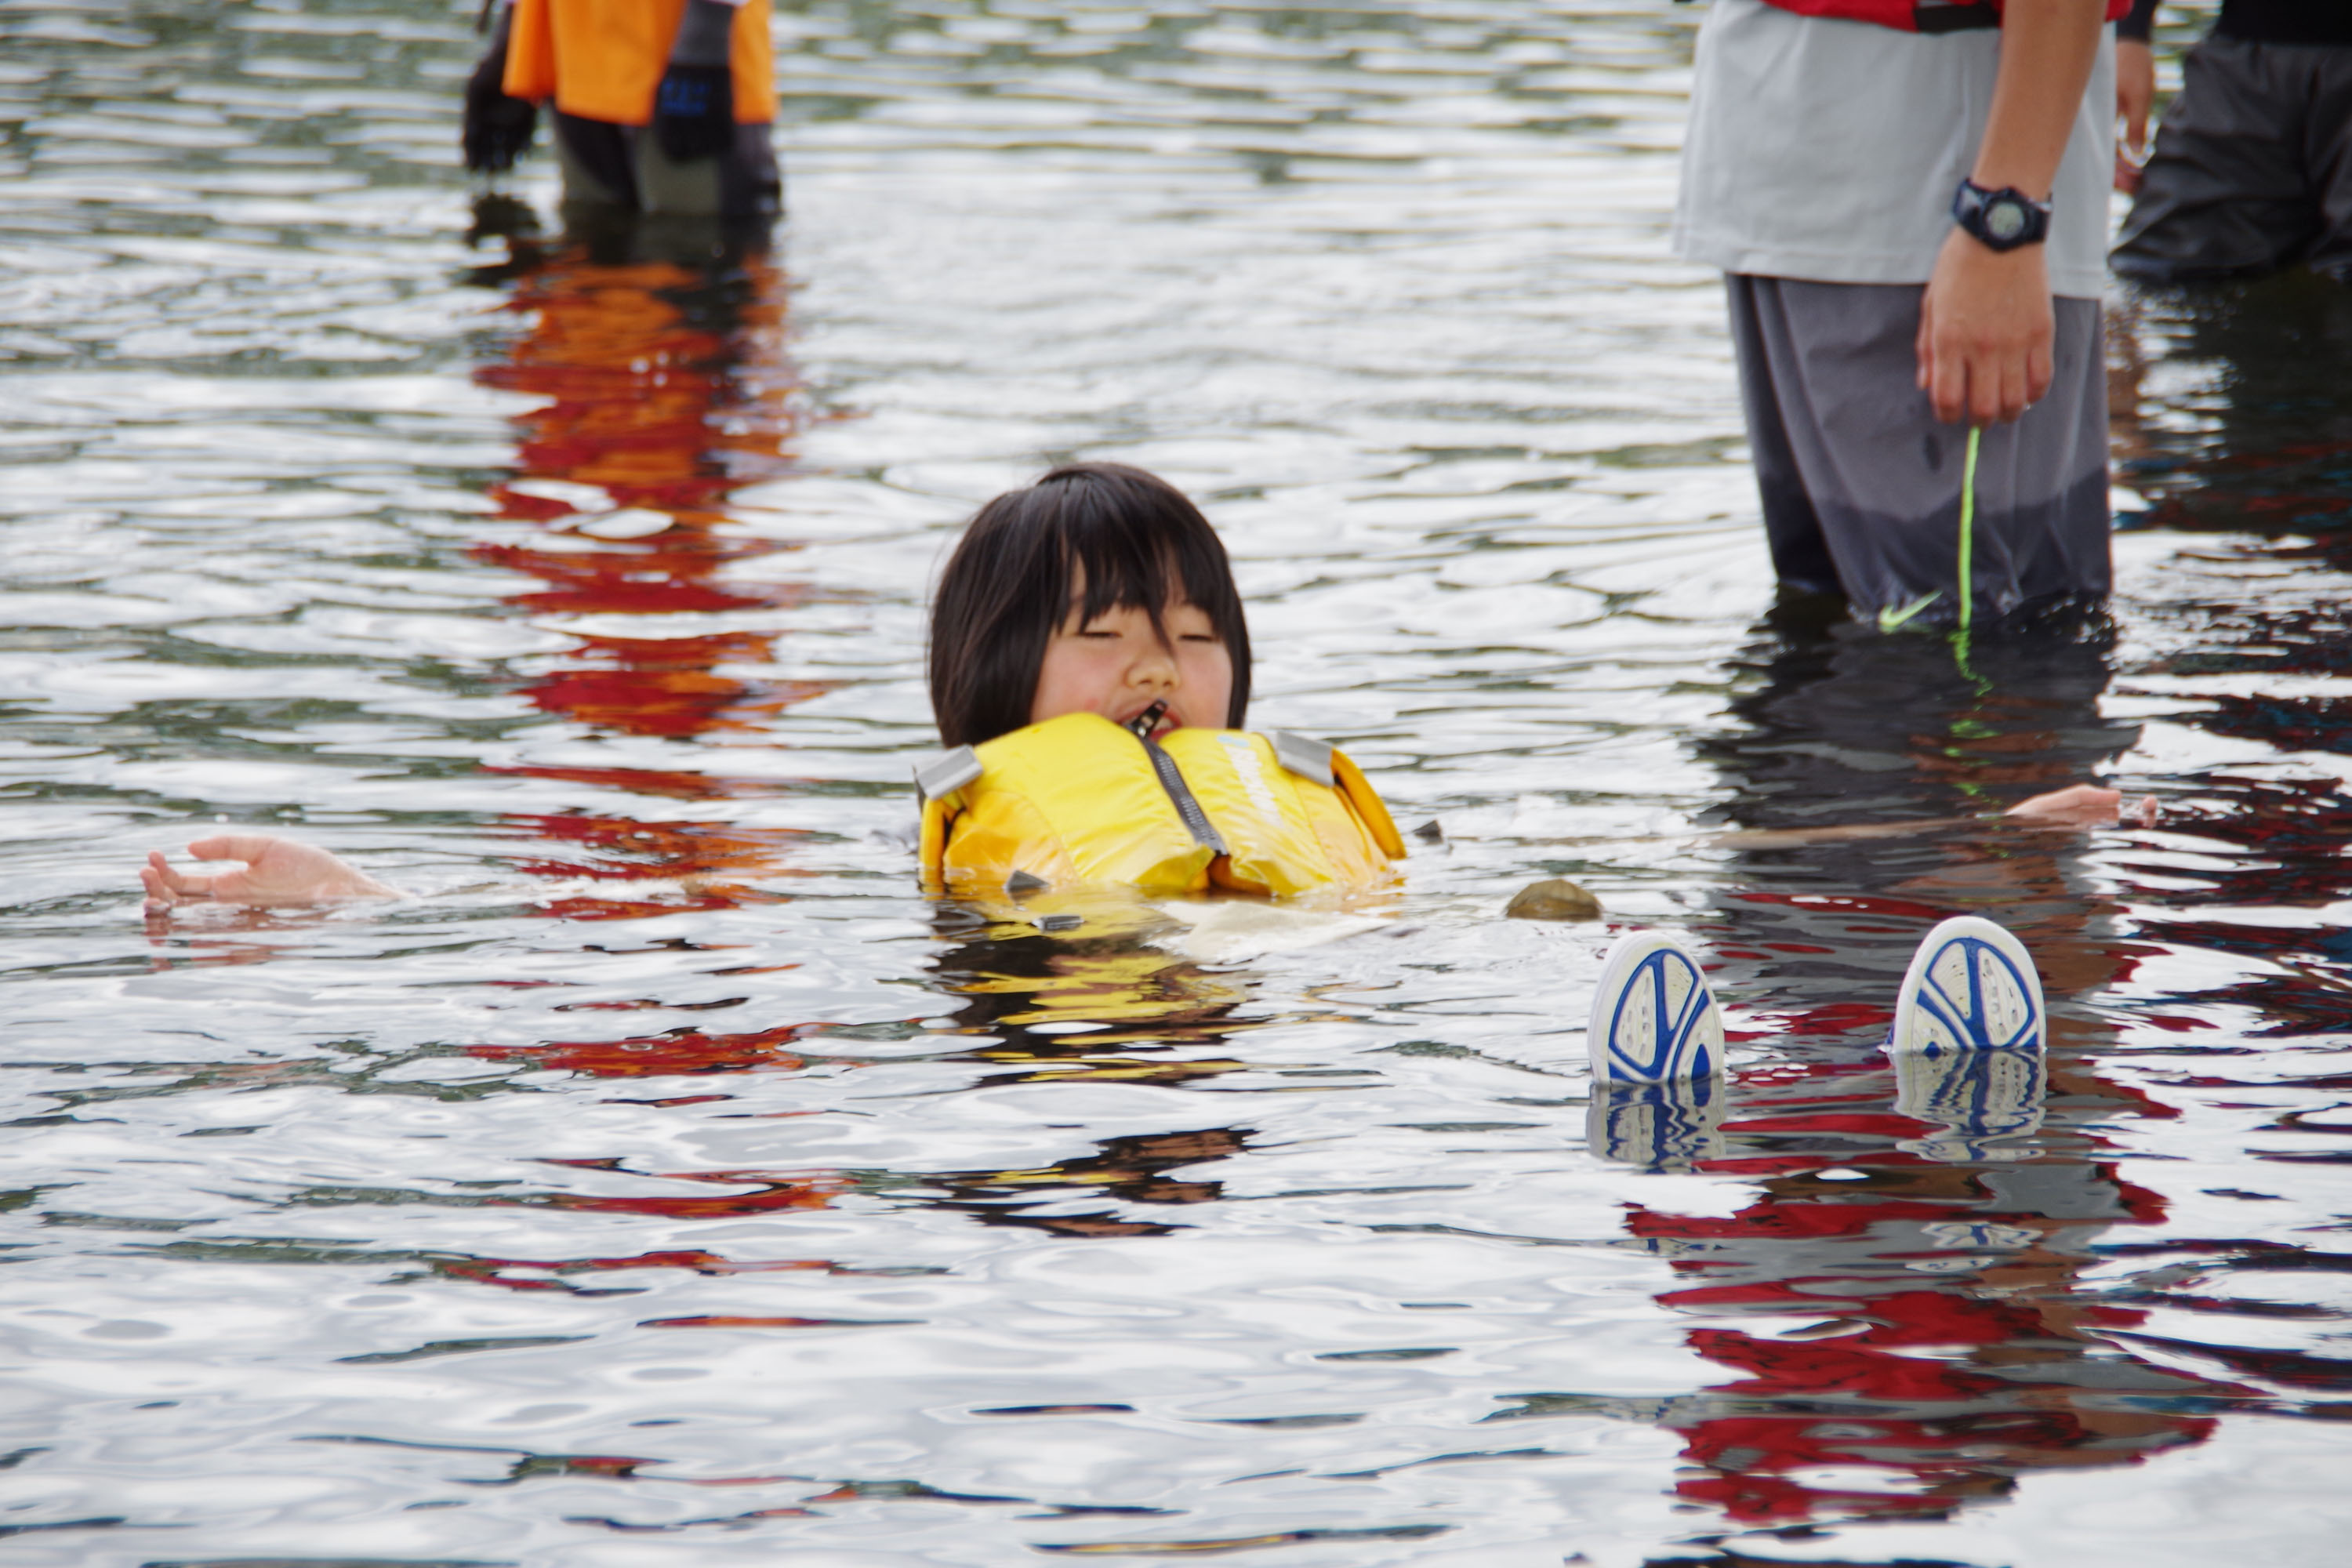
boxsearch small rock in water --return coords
[1505,878,1601,922]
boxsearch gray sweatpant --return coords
[1726,274,2112,629]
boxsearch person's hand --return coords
[2114,39,2154,194]
[1917,228,2053,427]
[140,835,398,911]
[2002,785,2159,829]
[652,64,733,162]
[461,9,539,175]
[652,0,739,163]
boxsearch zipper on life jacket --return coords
[1124,702,1227,857]
[1141,735,1227,855]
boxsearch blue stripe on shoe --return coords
[1605,949,1715,1081]
[1913,935,2039,1052]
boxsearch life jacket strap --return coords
[913,746,980,887]
[913,745,982,801]
[1271,731,1334,788]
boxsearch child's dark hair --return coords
[928,463,1252,747]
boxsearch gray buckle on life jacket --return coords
[913,746,982,801]
[1270,731,1334,788]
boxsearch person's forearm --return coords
[1970,0,2109,200]
[669,0,744,65]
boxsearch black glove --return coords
[462,5,538,174]
[653,64,734,162]
[653,0,738,162]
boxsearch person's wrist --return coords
[1951,177,2051,253]
[668,0,736,67]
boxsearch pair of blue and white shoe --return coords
[1585,915,2045,1083]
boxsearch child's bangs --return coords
[1060,492,1243,639]
[1066,528,1174,631]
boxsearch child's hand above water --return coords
[141,835,399,911]
[2002,785,2160,829]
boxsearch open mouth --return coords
[1123,699,1178,739]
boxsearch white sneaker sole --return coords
[1588,931,1723,1083]
[1889,915,2045,1056]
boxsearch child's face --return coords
[1030,586,1234,739]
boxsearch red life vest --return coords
[1759,0,2132,31]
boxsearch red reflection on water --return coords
[470,1022,818,1077]
[475,540,800,619]
[433,1247,837,1294]
[530,891,756,920]
[1623,1073,2241,1525]
[516,1160,847,1219]
[1723,1002,1896,1044]
[502,813,809,882]
[466,240,832,916]
[479,253,801,506]
[505,633,827,739]
[485,761,801,799]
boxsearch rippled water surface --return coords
[5,2,2351,1563]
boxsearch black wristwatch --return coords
[1951,179,2052,252]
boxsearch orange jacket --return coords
[503,0,776,127]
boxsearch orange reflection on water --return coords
[481,252,800,511]
[501,812,808,882]
[470,1022,816,1077]
[427,1247,844,1294]
[470,234,833,913]
[521,1159,848,1219]
[500,631,826,738]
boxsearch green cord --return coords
[1957,424,1980,633]
[1946,425,1989,689]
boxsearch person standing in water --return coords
[1673,0,2123,630]
[463,0,782,223]
[2111,0,2352,282]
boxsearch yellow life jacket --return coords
[503,0,779,128]
[916,712,1405,899]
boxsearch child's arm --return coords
[2003,782,2153,827]
[140,835,400,910]
[1709,785,2157,851]
[1916,0,2110,426]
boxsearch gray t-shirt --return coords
[1672,0,2115,299]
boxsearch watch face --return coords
[1986,198,2026,242]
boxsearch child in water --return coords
[135,463,1372,909]
[914,463,1401,898]
[140,463,2127,1076]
